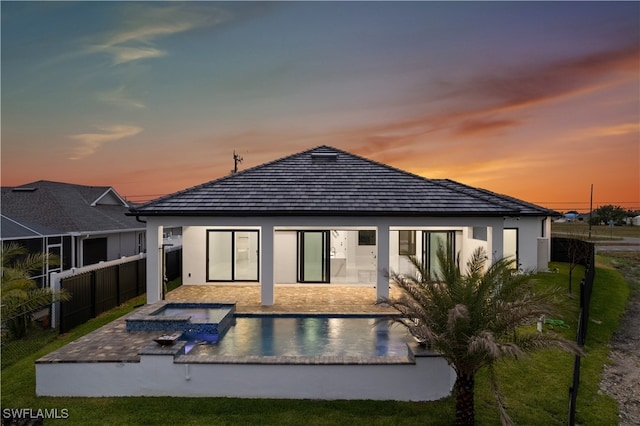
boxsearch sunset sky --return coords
[2,1,638,211]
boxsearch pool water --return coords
[183,316,411,357]
[155,307,225,321]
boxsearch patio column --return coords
[489,221,504,265]
[146,222,163,304]
[261,224,275,306]
[376,224,390,301]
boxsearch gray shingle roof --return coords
[1,214,65,239]
[1,181,144,234]
[130,146,558,217]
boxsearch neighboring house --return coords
[1,180,146,287]
[564,211,580,222]
[129,146,559,305]
[1,214,69,288]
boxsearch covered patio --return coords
[165,284,403,314]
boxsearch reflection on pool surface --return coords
[183,316,410,357]
[155,307,225,321]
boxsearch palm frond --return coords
[488,363,515,426]
[1,288,70,321]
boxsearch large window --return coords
[207,230,259,282]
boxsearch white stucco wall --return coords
[274,231,297,283]
[460,227,488,268]
[36,353,455,401]
[182,226,207,285]
[503,217,548,271]
[144,215,519,305]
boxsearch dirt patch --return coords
[599,252,640,426]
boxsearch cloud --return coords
[96,86,145,109]
[454,43,639,114]
[454,118,520,137]
[88,5,231,65]
[576,123,640,138]
[338,42,640,159]
[93,22,195,65]
[68,125,143,160]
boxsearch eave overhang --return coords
[127,209,533,218]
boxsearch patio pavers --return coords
[165,284,402,313]
[38,284,403,363]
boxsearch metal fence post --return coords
[50,271,60,329]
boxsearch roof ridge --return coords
[17,180,110,189]
[135,146,327,208]
[134,145,440,210]
[431,178,518,211]
[433,178,559,216]
[323,146,437,183]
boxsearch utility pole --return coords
[232,150,243,174]
[588,184,593,239]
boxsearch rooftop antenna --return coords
[232,150,243,174]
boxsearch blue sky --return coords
[2,1,638,210]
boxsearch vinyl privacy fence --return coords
[52,248,181,333]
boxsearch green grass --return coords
[552,222,640,239]
[1,266,629,425]
[1,326,59,370]
[488,259,627,425]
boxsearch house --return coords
[129,146,559,305]
[1,214,70,288]
[1,181,146,287]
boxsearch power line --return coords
[533,201,639,204]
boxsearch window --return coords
[207,230,259,282]
[358,230,376,246]
[503,228,518,270]
[399,230,416,255]
[472,226,487,241]
[83,238,107,265]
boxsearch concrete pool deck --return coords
[39,284,402,364]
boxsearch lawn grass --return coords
[492,259,627,425]
[552,222,640,240]
[1,326,59,370]
[1,263,628,425]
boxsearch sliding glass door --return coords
[297,231,330,283]
[207,230,259,282]
[423,231,454,280]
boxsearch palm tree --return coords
[380,247,579,426]
[1,243,70,339]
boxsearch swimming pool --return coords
[36,301,456,400]
[182,315,410,357]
